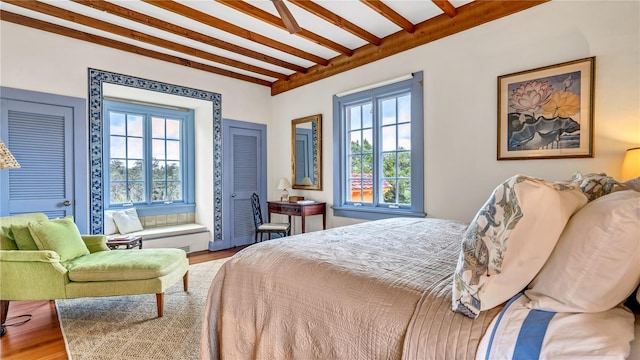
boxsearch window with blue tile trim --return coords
[103,100,195,216]
[332,72,425,220]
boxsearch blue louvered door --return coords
[220,119,266,250]
[2,100,74,219]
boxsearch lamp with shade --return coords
[0,140,21,170]
[277,177,291,202]
[621,147,640,182]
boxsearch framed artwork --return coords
[497,57,595,160]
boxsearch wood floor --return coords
[0,247,245,360]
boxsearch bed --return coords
[201,174,639,360]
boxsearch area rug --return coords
[56,258,229,360]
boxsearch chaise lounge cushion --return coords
[63,248,187,282]
[29,217,90,261]
[10,224,39,250]
[0,212,48,250]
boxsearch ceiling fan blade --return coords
[272,0,301,34]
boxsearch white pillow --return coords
[476,294,635,360]
[452,174,587,319]
[526,190,640,312]
[103,210,119,235]
[112,208,144,234]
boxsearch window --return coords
[332,72,424,220]
[103,100,195,215]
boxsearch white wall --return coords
[0,21,272,236]
[2,0,639,234]
[270,0,640,230]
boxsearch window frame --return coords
[103,100,195,216]
[332,72,424,220]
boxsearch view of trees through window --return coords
[107,107,184,206]
[347,92,412,206]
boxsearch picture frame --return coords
[497,57,595,160]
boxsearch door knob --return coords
[63,200,71,206]
[232,193,237,197]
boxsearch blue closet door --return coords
[217,119,267,250]
[0,99,74,219]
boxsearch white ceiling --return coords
[1,0,544,94]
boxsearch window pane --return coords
[348,178,363,202]
[350,131,361,154]
[398,151,411,177]
[110,159,126,181]
[381,98,396,125]
[166,119,180,140]
[382,126,396,152]
[349,106,361,130]
[127,114,144,137]
[362,153,373,174]
[382,153,396,177]
[362,129,373,153]
[398,179,411,205]
[153,139,165,160]
[127,137,144,159]
[168,181,182,200]
[349,155,361,175]
[382,179,396,203]
[152,181,165,201]
[129,182,145,202]
[398,123,411,150]
[167,161,181,181]
[110,136,126,158]
[152,160,165,180]
[166,140,180,161]
[127,160,144,181]
[398,94,411,123]
[362,103,373,128]
[109,112,126,135]
[152,117,165,138]
[110,182,126,203]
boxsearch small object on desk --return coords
[297,200,315,205]
[106,235,142,250]
[289,196,304,203]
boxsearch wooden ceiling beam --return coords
[271,0,549,95]
[0,10,271,87]
[432,0,457,18]
[217,0,352,56]
[143,0,328,66]
[73,0,306,73]
[360,0,415,33]
[4,0,288,80]
[289,0,381,46]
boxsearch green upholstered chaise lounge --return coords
[0,213,189,325]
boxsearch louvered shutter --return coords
[5,100,73,218]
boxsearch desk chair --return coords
[250,193,291,242]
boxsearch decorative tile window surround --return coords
[88,69,222,248]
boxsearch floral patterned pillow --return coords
[452,174,587,319]
[564,172,621,201]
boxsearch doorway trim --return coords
[87,69,222,240]
[211,118,267,251]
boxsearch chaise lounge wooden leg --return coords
[1,300,9,325]
[183,271,189,291]
[156,293,164,318]
[0,300,8,337]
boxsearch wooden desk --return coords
[267,201,326,234]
